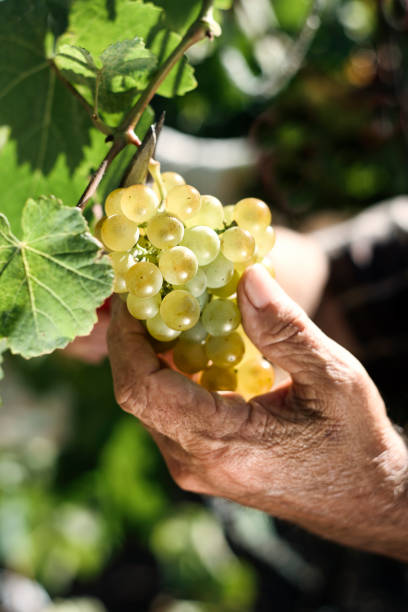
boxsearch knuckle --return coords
[261,310,307,352]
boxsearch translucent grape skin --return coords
[181,226,220,266]
[173,339,209,374]
[127,293,161,320]
[221,226,256,263]
[202,253,234,289]
[153,171,185,199]
[160,290,200,331]
[126,262,163,298]
[206,332,245,368]
[202,299,241,337]
[147,314,181,342]
[186,195,225,229]
[209,269,240,298]
[181,320,208,344]
[174,268,207,298]
[121,184,159,224]
[253,225,276,257]
[200,366,237,392]
[146,213,184,249]
[101,215,139,251]
[234,198,271,233]
[165,184,201,221]
[159,246,198,285]
[105,188,125,216]
[223,205,235,225]
[237,357,275,398]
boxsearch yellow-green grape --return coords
[113,276,127,293]
[101,215,139,251]
[200,366,237,392]
[197,290,210,311]
[261,258,276,278]
[93,216,106,243]
[206,332,245,368]
[153,171,185,199]
[126,262,163,298]
[202,299,241,336]
[166,184,201,221]
[109,252,135,276]
[186,195,225,229]
[234,254,258,275]
[160,290,200,331]
[147,313,181,342]
[253,225,276,257]
[223,205,235,225]
[202,253,234,289]
[237,326,261,363]
[120,184,159,224]
[221,226,256,263]
[181,320,208,343]
[237,358,275,398]
[159,246,198,285]
[175,268,207,298]
[146,213,184,249]
[127,293,161,320]
[181,226,220,266]
[105,188,125,216]
[234,198,271,233]
[210,269,240,298]
[173,339,209,374]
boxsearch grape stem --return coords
[76,0,221,209]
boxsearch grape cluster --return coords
[97,172,276,398]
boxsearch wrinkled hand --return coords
[108,265,408,560]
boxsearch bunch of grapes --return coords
[96,171,276,398]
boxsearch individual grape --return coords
[210,269,240,298]
[206,332,245,368]
[146,213,184,249]
[173,339,209,374]
[234,198,271,232]
[93,216,106,243]
[202,253,234,289]
[186,195,224,229]
[234,255,258,276]
[126,262,163,298]
[159,246,198,285]
[121,184,159,224]
[101,215,139,251]
[200,366,237,392]
[153,171,186,199]
[165,185,201,221]
[223,205,235,225]
[147,313,181,342]
[260,258,276,278]
[237,357,275,398]
[221,226,255,263]
[113,276,127,293]
[109,252,135,276]
[105,188,125,216]
[181,226,220,266]
[160,290,200,331]
[202,299,241,336]
[127,293,161,320]
[175,268,207,298]
[253,225,276,257]
[181,320,208,343]
[197,291,210,311]
[237,326,261,363]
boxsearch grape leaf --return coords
[59,0,197,100]
[0,0,93,174]
[0,197,113,358]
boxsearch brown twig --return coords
[76,139,125,209]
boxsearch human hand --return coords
[108,265,408,561]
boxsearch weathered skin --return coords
[108,261,408,562]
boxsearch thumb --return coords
[238,264,335,388]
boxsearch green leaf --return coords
[214,0,234,8]
[0,197,113,358]
[60,0,197,103]
[0,0,93,174]
[0,338,6,382]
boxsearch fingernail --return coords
[244,264,275,309]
